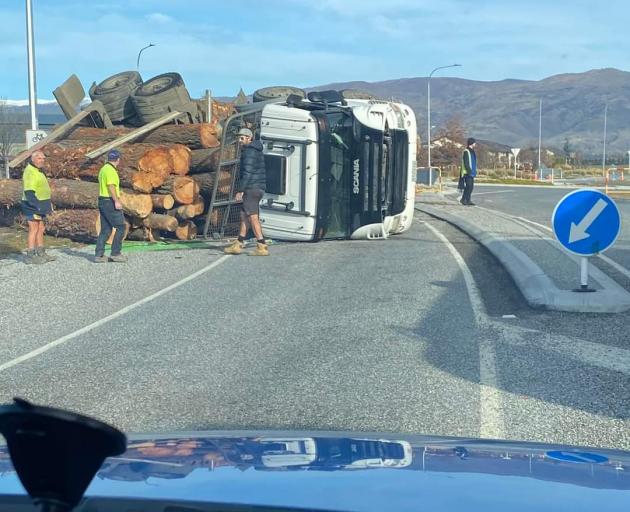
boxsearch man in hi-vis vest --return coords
[460,138,477,206]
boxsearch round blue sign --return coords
[552,189,621,256]
[546,450,609,464]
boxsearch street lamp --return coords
[137,43,156,70]
[25,0,38,131]
[427,64,461,186]
[602,102,608,173]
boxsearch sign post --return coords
[552,189,621,292]
[510,148,520,179]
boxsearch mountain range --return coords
[5,68,629,156]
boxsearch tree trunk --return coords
[175,221,197,240]
[191,171,232,196]
[40,143,190,187]
[150,194,174,210]
[127,226,155,241]
[45,209,100,241]
[190,148,221,174]
[156,176,199,204]
[174,198,205,219]
[0,178,152,217]
[66,124,220,149]
[142,213,178,232]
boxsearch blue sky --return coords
[1,0,629,100]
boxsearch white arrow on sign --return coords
[569,198,608,243]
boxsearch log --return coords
[190,148,221,174]
[119,191,153,218]
[168,145,192,176]
[150,194,174,210]
[70,122,222,148]
[174,198,205,219]
[191,171,232,196]
[65,126,130,143]
[175,221,198,240]
[106,219,131,245]
[156,176,199,205]
[0,178,152,218]
[138,124,220,149]
[40,143,190,189]
[45,209,99,241]
[126,226,155,241]
[142,213,178,232]
[44,209,130,243]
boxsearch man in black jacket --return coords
[224,128,269,256]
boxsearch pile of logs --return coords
[0,100,236,243]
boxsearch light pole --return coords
[602,102,608,173]
[427,64,461,186]
[25,0,38,131]
[537,99,542,180]
[137,43,156,70]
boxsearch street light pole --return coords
[25,0,38,131]
[538,99,542,180]
[427,64,461,186]
[137,43,156,70]
[602,102,608,173]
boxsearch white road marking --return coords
[473,190,516,196]
[0,255,231,373]
[508,213,630,282]
[422,220,506,440]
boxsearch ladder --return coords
[202,107,264,240]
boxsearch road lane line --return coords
[474,191,516,196]
[509,213,630,282]
[422,220,506,440]
[0,255,231,373]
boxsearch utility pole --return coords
[25,0,38,130]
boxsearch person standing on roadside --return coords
[95,150,127,263]
[460,137,477,206]
[21,150,55,264]
[224,127,269,256]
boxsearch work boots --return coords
[37,247,57,262]
[24,249,46,265]
[224,240,244,255]
[249,242,269,257]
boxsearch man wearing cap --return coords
[95,150,127,263]
[224,127,269,256]
[21,150,55,264]
[460,138,478,206]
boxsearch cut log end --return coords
[176,221,198,240]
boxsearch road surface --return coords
[0,214,628,451]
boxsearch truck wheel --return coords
[252,86,305,103]
[131,73,192,124]
[89,71,143,122]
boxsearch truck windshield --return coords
[324,111,354,238]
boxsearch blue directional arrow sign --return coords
[546,450,609,464]
[552,189,621,256]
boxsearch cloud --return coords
[146,12,174,24]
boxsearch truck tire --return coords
[89,71,143,123]
[131,73,192,124]
[252,86,305,103]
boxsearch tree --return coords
[0,99,26,178]
[431,117,465,175]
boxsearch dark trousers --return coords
[462,175,475,204]
[96,198,126,256]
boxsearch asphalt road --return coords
[472,184,630,285]
[1,216,629,451]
